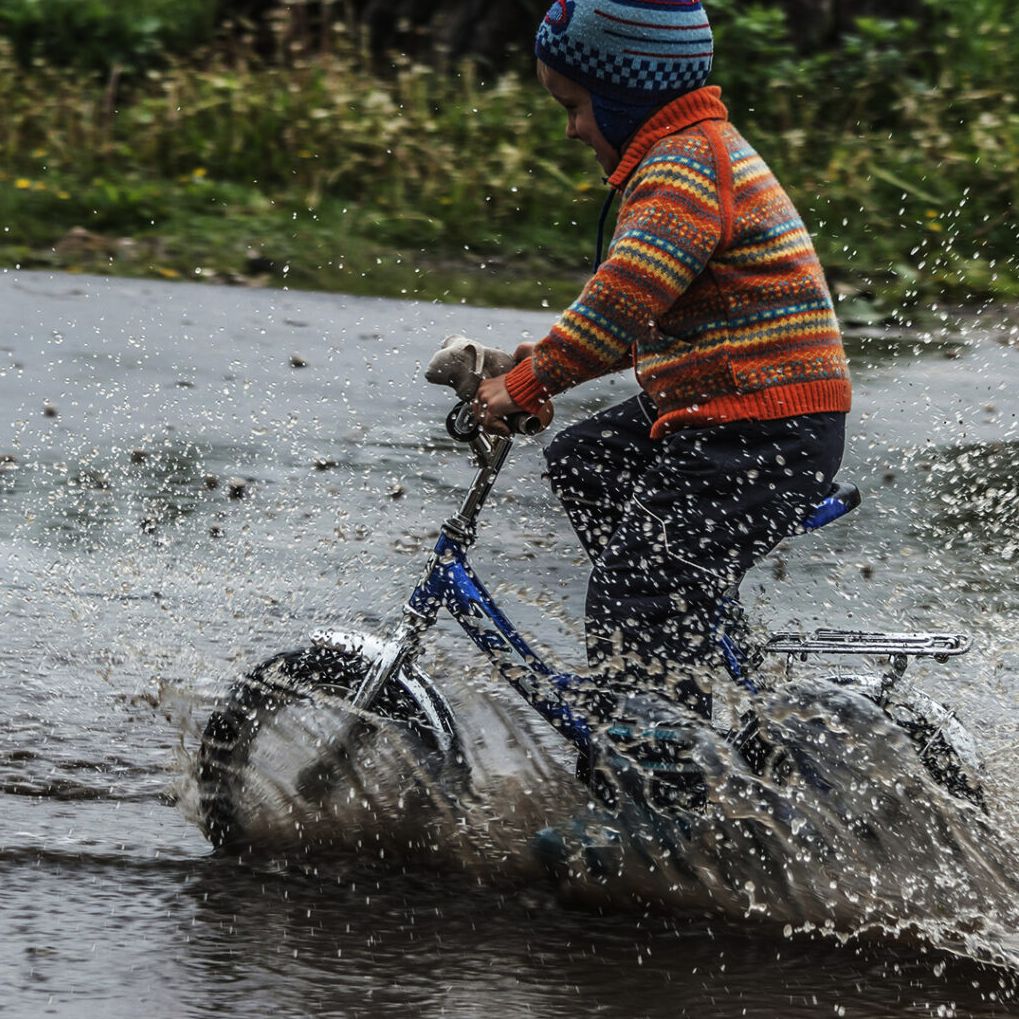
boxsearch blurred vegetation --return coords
[0,0,1016,311]
[0,0,217,73]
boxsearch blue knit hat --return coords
[536,0,714,150]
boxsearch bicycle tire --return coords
[197,645,462,848]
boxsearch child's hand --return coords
[514,342,536,363]
[472,375,521,436]
[472,375,554,436]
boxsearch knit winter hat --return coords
[536,0,714,150]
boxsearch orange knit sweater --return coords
[505,87,851,438]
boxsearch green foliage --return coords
[675,0,1019,303]
[922,0,1019,92]
[0,0,216,75]
[0,42,603,268]
[0,3,1017,306]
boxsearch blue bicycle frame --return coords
[341,427,599,756]
[407,529,597,752]
[341,423,862,762]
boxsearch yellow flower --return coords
[32,147,46,159]
[57,190,71,200]
[157,267,181,279]
[33,181,47,191]
[15,178,32,190]
[192,167,208,179]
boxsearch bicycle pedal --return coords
[606,722,692,745]
[764,629,970,660]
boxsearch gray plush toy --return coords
[424,334,517,401]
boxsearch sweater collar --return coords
[607,86,729,189]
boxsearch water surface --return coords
[1,272,1017,1017]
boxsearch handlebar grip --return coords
[507,412,546,436]
[446,401,551,442]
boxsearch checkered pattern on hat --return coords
[536,0,713,104]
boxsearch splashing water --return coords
[2,273,1017,1016]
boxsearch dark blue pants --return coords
[544,394,846,717]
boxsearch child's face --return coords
[538,61,619,175]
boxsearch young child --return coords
[472,0,851,720]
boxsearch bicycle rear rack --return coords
[764,629,971,663]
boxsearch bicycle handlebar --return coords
[507,411,547,436]
[445,401,548,442]
[428,337,552,440]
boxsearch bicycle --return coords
[197,339,984,852]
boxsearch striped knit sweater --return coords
[505,87,851,438]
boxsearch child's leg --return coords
[586,412,847,717]
[543,393,658,561]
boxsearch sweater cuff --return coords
[505,358,551,415]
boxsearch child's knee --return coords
[543,425,585,488]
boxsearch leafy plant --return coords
[0,3,1017,306]
[0,0,216,75]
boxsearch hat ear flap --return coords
[591,92,660,153]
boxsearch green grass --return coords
[0,171,589,307]
[1,7,1018,312]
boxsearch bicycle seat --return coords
[800,481,861,533]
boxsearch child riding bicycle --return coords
[473,0,851,720]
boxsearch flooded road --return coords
[0,271,1017,1017]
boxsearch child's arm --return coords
[505,141,723,413]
